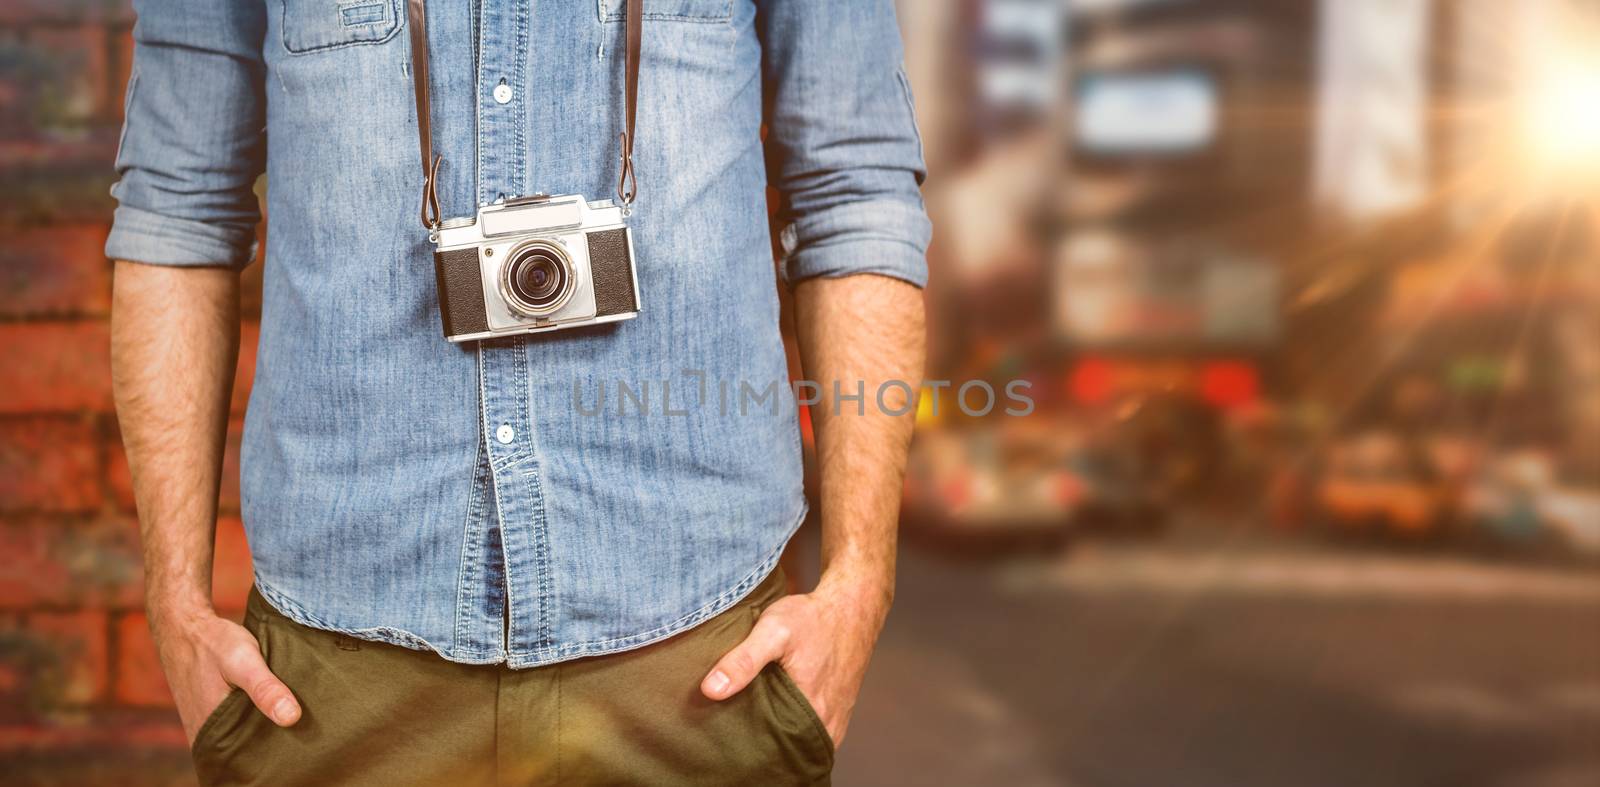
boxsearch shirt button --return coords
[495,425,516,444]
[493,83,513,104]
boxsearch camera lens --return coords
[502,241,574,315]
[514,254,561,302]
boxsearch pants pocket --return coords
[190,600,276,784]
[764,663,836,769]
[189,685,259,783]
[190,689,251,757]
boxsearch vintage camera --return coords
[433,194,640,342]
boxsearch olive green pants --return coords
[190,568,833,786]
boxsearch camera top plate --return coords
[481,197,585,238]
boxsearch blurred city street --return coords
[5,0,1600,783]
[9,516,1597,787]
[837,520,1600,787]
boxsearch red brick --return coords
[0,720,185,753]
[0,30,112,134]
[111,28,135,121]
[0,322,113,414]
[0,615,32,712]
[219,418,244,512]
[232,320,259,415]
[26,610,109,704]
[103,428,134,512]
[0,512,247,613]
[106,416,244,513]
[240,245,266,317]
[0,1,135,25]
[0,135,117,174]
[112,612,171,707]
[0,516,144,610]
[0,418,102,512]
[212,516,253,613]
[0,627,21,699]
[0,609,108,709]
[26,26,111,123]
[0,225,111,317]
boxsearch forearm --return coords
[792,274,926,618]
[111,260,241,626]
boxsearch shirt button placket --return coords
[474,0,550,664]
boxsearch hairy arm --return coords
[111,261,298,741]
[798,274,925,619]
[112,261,237,625]
[703,0,929,748]
[703,274,925,745]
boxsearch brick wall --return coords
[1,2,259,781]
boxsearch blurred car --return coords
[1464,450,1600,556]
[1310,431,1460,539]
[901,421,1167,548]
[1062,441,1171,536]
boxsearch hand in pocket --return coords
[152,610,301,745]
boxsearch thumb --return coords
[221,646,301,727]
[702,614,790,701]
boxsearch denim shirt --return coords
[106,0,929,667]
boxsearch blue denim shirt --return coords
[106,0,929,668]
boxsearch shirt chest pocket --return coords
[601,0,729,23]
[281,0,401,54]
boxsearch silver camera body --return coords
[432,194,641,343]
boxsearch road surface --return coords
[837,529,1600,787]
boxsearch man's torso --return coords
[243,0,805,666]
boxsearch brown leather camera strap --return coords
[406,0,440,230]
[617,0,642,209]
[406,0,644,231]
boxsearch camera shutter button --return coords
[495,425,516,444]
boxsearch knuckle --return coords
[218,649,251,677]
[221,638,258,664]
[249,675,279,696]
[766,620,792,647]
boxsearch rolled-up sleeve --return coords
[105,1,268,270]
[757,0,932,288]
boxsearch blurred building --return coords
[901,0,1600,547]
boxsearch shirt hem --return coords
[249,504,806,669]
